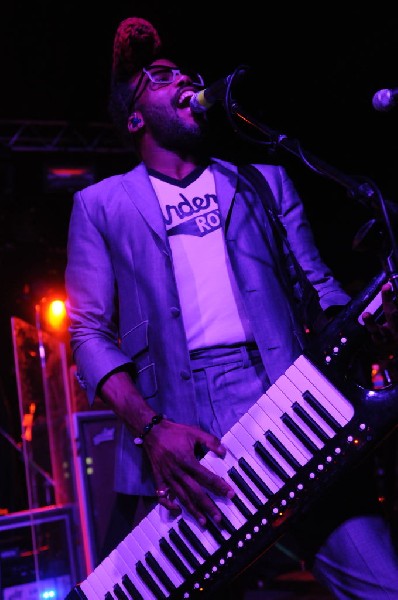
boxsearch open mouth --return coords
[177,89,195,108]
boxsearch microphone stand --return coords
[226,94,398,295]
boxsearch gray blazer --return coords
[65,158,351,494]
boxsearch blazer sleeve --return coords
[65,187,132,403]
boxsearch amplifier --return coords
[3,575,71,600]
[0,505,78,598]
[71,410,119,575]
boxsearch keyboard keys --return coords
[292,356,354,422]
[71,353,358,600]
[265,383,325,449]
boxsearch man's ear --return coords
[128,112,143,132]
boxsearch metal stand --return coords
[223,66,398,294]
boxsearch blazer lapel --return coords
[212,159,239,229]
[121,163,169,249]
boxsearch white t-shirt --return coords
[149,164,254,350]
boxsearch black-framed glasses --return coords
[129,65,204,111]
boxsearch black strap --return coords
[238,164,307,294]
[238,164,327,335]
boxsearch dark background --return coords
[1,3,398,512]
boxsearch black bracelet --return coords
[133,414,164,446]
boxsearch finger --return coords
[364,320,390,344]
[158,494,182,517]
[382,283,398,328]
[154,481,182,515]
[170,477,209,526]
[175,474,232,526]
[193,462,235,500]
[381,281,394,297]
[194,429,227,458]
[362,311,378,334]
[382,282,396,309]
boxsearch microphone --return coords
[190,67,248,113]
[372,87,398,111]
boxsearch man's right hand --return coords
[143,418,236,526]
[99,368,236,526]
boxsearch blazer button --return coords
[180,370,191,380]
[170,307,181,317]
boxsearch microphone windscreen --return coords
[372,89,393,112]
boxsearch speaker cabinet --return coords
[71,410,119,574]
[0,505,79,599]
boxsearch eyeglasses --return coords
[129,65,204,110]
[142,65,204,87]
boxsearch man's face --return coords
[131,59,209,152]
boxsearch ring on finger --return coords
[155,487,170,498]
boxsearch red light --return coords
[48,167,89,177]
[37,296,68,335]
[46,299,66,329]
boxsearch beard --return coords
[140,102,210,155]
